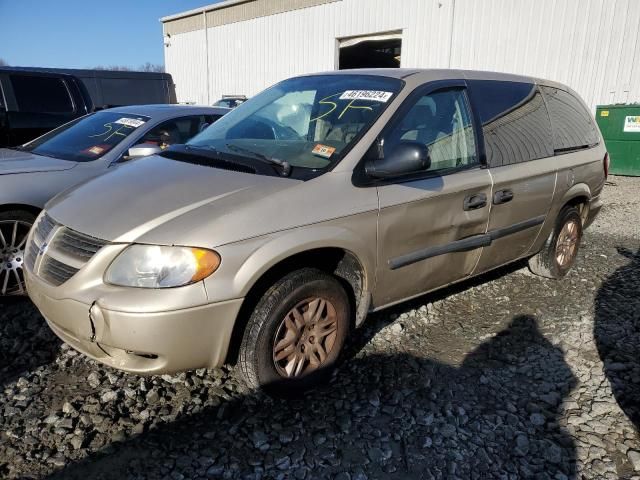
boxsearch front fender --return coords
[205,219,378,305]
[235,225,374,296]
[0,173,50,209]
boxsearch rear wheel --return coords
[238,268,350,394]
[0,210,36,296]
[528,205,582,279]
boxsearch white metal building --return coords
[161,0,640,111]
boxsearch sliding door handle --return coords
[493,189,514,205]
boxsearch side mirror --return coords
[365,141,430,179]
[199,122,210,133]
[124,144,163,161]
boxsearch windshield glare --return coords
[188,75,403,170]
[23,112,151,162]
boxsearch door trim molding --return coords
[388,214,545,270]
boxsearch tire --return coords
[528,205,583,279]
[238,268,350,394]
[0,210,37,296]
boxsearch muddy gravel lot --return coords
[1,176,639,480]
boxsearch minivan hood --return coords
[46,155,301,244]
[0,148,77,175]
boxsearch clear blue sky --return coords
[0,0,220,69]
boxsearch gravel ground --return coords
[1,176,639,480]
[590,175,640,238]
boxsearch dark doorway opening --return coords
[339,37,402,70]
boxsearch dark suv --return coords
[0,67,178,147]
[0,69,92,147]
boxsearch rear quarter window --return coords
[10,75,74,113]
[468,80,553,167]
[540,86,599,153]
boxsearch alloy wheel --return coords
[0,220,32,295]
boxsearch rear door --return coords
[373,81,492,307]
[4,73,79,145]
[468,80,557,273]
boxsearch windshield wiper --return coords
[225,143,291,177]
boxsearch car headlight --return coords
[105,245,221,288]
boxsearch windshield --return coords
[188,75,403,173]
[22,111,151,162]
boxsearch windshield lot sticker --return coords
[81,144,112,156]
[114,117,146,128]
[339,90,393,102]
[312,144,336,158]
[624,116,640,132]
[88,146,105,155]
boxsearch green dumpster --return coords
[596,104,640,176]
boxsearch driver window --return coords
[386,88,477,172]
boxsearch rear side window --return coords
[468,80,553,167]
[540,86,599,153]
[10,75,74,113]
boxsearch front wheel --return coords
[0,210,36,296]
[238,268,350,394]
[528,205,583,279]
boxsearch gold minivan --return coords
[24,69,607,392]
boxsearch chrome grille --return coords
[50,228,107,260]
[25,212,108,286]
[25,240,38,271]
[39,256,80,286]
[25,213,56,271]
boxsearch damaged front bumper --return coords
[25,257,243,375]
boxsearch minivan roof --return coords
[303,68,557,86]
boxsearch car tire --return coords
[238,268,350,394]
[528,205,583,279]
[0,210,37,296]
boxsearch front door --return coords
[373,84,492,307]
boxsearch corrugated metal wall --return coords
[450,0,640,112]
[163,0,640,111]
[164,27,209,104]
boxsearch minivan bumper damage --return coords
[25,272,243,374]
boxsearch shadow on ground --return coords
[49,315,577,479]
[0,297,61,388]
[595,246,640,430]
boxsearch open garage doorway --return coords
[338,31,402,70]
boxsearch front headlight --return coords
[105,245,221,288]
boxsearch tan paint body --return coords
[25,69,605,374]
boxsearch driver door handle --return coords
[463,193,488,211]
